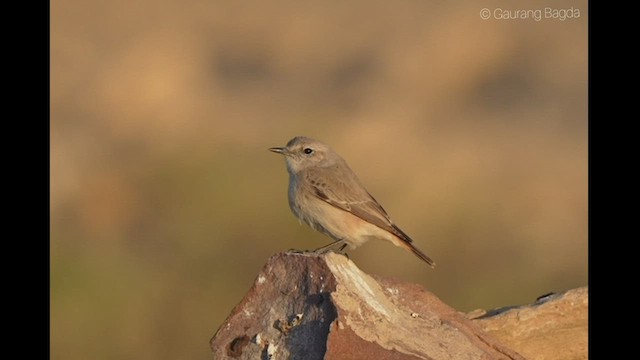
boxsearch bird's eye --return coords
[303,147,314,155]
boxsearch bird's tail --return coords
[389,234,436,268]
[406,242,436,268]
[390,225,436,268]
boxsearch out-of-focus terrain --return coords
[51,1,587,359]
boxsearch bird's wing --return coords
[304,166,414,243]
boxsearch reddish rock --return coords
[210,252,527,359]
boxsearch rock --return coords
[469,287,588,360]
[210,252,526,359]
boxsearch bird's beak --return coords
[269,147,288,155]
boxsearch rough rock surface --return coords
[469,287,588,360]
[210,252,527,360]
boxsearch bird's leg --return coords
[313,239,345,254]
[287,248,308,254]
[313,240,350,260]
[337,243,350,260]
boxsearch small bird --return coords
[269,136,435,268]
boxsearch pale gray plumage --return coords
[269,136,435,268]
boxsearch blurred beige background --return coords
[51,1,587,359]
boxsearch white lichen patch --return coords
[257,275,266,285]
[292,313,303,325]
[267,342,278,359]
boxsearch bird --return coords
[269,136,435,268]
